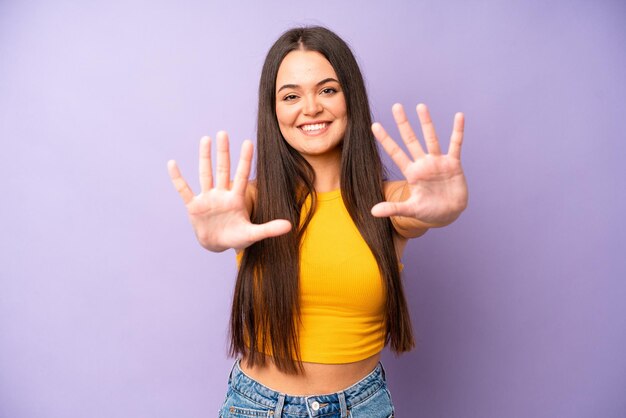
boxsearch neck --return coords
[304,152,341,193]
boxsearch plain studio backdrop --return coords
[1,1,624,417]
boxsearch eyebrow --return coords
[276,77,340,94]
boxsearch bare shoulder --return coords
[234,180,258,257]
[383,180,407,202]
[382,180,428,240]
[245,180,258,215]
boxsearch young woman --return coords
[168,26,467,418]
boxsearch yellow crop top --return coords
[237,189,387,364]
[297,189,386,363]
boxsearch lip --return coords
[298,121,331,136]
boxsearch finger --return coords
[199,136,213,192]
[371,201,413,218]
[232,140,254,196]
[246,219,292,243]
[448,112,465,160]
[392,103,425,159]
[371,122,411,172]
[167,160,195,204]
[416,104,442,155]
[215,131,231,190]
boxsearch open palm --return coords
[167,132,291,252]
[372,103,468,227]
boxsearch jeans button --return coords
[311,401,320,411]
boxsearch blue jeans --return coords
[218,360,395,417]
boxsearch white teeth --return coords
[301,123,327,132]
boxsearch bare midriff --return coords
[239,352,381,396]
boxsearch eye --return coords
[282,94,299,102]
[321,87,338,95]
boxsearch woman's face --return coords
[275,50,348,163]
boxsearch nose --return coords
[303,94,322,116]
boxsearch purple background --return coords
[1,1,625,417]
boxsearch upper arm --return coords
[383,180,429,240]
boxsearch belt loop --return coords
[379,362,387,382]
[228,359,239,384]
[273,393,285,417]
[338,391,348,418]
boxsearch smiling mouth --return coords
[300,122,329,133]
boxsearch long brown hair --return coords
[229,26,414,373]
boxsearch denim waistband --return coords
[228,360,387,417]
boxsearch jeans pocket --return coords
[348,385,394,418]
[223,405,272,417]
[384,388,395,417]
[220,389,273,418]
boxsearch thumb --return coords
[247,219,292,243]
[371,201,405,218]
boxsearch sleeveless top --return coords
[237,189,387,363]
[297,189,386,363]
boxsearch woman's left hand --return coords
[371,103,468,228]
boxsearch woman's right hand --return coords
[167,131,292,252]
